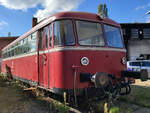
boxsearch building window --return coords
[131,29,138,38]
[122,28,126,35]
[143,28,150,38]
[39,29,43,50]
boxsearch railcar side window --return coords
[54,20,75,46]
[2,32,37,59]
[76,21,104,46]
[49,24,52,47]
[39,30,43,50]
[30,32,37,52]
[104,25,123,48]
[45,27,48,48]
[24,38,29,53]
[42,29,45,49]
[17,41,21,55]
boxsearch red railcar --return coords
[1,12,147,100]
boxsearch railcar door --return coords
[38,27,49,88]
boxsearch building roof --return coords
[0,36,18,40]
[120,23,150,28]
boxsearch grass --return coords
[84,83,150,113]
[53,100,70,113]
[119,85,150,107]
[109,107,120,113]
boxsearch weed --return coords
[127,108,133,113]
[52,100,69,113]
[109,107,120,113]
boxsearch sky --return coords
[0,0,150,37]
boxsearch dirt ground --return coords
[0,77,50,113]
[134,79,150,87]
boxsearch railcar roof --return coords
[2,11,120,51]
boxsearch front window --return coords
[104,25,123,48]
[76,20,104,46]
[54,20,75,46]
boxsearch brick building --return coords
[0,36,18,72]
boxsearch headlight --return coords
[122,57,126,64]
[81,57,89,66]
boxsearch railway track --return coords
[22,85,111,113]
[6,77,88,113]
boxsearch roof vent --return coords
[98,12,106,19]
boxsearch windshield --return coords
[104,25,123,48]
[54,20,75,46]
[76,20,105,46]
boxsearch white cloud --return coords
[34,0,83,21]
[0,20,8,30]
[135,5,146,11]
[0,0,41,10]
[0,0,83,21]
[135,2,150,11]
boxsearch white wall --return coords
[128,39,150,60]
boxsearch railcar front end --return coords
[50,14,148,99]
[52,19,129,98]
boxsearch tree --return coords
[8,32,11,37]
[98,3,108,17]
